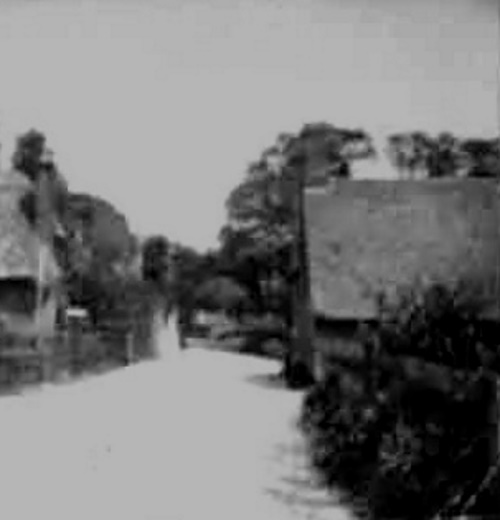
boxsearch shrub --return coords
[376,279,498,370]
[369,373,490,519]
[99,278,161,360]
[66,270,161,361]
[300,368,385,502]
[193,276,251,317]
[300,281,497,519]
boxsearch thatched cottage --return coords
[303,178,500,377]
[0,169,61,338]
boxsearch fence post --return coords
[63,327,70,379]
[41,337,53,383]
[40,337,48,383]
[71,324,80,375]
[126,331,134,365]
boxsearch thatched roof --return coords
[0,169,60,285]
[305,179,500,320]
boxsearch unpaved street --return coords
[0,332,353,520]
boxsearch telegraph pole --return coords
[35,151,54,382]
[284,140,315,388]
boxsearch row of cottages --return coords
[298,178,500,380]
[0,168,62,339]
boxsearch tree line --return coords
[141,122,499,332]
[3,128,143,329]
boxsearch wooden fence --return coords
[0,320,156,393]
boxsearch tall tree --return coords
[219,122,375,320]
[165,243,215,345]
[223,122,374,264]
[62,193,137,317]
[297,122,375,183]
[14,129,69,232]
[462,137,500,178]
[70,194,134,264]
[219,123,375,384]
[225,123,375,236]
[385,131,494,179]
[218,225,290,314]
[12,129,49,182]
[386,131,434,178]
[141,235,170,287]
[193,276,250,318]
[427,132,469,178]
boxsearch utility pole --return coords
[284,140,315,388]
[35,152,54,382]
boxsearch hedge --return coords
[300,281,499,519]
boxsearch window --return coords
[0,278,48,315]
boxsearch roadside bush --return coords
[300,281,497,519]
[300,367,385,506]
[99,277,161,360]
[67,271,161,361]
[193,276,251,319]
[368,373,490,519]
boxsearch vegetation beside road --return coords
[300,281,499,519]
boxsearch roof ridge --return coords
[305,177,500,197]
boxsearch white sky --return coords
[0,0,498,250]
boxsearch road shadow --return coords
[245,372,288,391]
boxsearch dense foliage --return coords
[11,129,157,349]
[14,129,70,236]
[166,123,498,340]
[193,276,250,317]
[300,282,498,519]
[219,123,375,318]
[218,124,499,326]
[13,128,136,280]
[385,131,500,179]
[141,235,170,287]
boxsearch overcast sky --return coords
[0,0,498,250]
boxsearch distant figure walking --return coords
[160,308,182,361]
[176,306,191,350]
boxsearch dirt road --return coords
[0,333,353,520]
